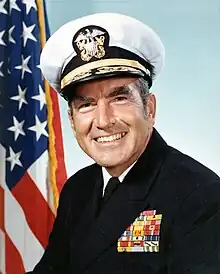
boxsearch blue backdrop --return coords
[46,0,220,176]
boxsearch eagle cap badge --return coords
[72,25,110,62]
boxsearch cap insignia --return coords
[73,26,109,62]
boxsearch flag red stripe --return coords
[5,234,25,274]
[0,185,5,274]
[12,172,55,248]
[50,88,67,193]
[0,186,4,232]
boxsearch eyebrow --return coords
[71,85,132,103]
[107,85,132,98]
[71,94,95,103]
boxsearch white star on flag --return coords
[6,147,23,171]
[22,22,37,47]
[28,115,48,141]
[15,55,32,79]
[10,0,21,13]
[8,116,25,141]
[22,0,37,14]
[0,30,6,46]
[32,85,46,110]
[0,61,4,77]
[0,0,7,14]
[9,26,16,44]
[11,85,28,110]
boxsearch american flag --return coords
[0,1,67,273]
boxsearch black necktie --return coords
[103,177,120,203]
[97,177,120,216]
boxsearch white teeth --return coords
[96,132,126,143]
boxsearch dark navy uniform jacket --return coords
[27,129,220,274]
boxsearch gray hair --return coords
[132,77,150,107]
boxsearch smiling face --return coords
[68,76,156,176]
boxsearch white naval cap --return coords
[40,13,165,100]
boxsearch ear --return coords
[146,93,156,124]
[68,109,76,135]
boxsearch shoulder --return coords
[163,146,220,210]
[54,163,101,224]
[59,163,100,200]
[162,147,220,228]
[67,162,99,183]
[165,145,219,184]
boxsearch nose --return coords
[94,100,115,130]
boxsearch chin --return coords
[95,155,130,168]
[95,159,118,168]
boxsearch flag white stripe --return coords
[27,150,49,201]
[0,144,6,274]
[0,228,6,274]
[27,150,55,213]
[4,185,44,271]
[0,144,44,272]
[0,144,6,189]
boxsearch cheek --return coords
[124,106,148,124]
[115,103,144,119]
[130,111,151,136]
[73,114,93,136]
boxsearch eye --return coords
[80,102,92,109]
[114,96,128,102]
[78,102,95,113]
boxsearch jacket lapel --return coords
[70,165,103,237]
[72,129,168,273]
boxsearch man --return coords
[28,13,220,273]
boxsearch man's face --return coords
[68,77,156,176]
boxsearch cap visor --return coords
[61,68,145,100]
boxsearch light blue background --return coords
[46,0,220,176]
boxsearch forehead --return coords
[74,76,138,96]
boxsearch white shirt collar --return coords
[101,161,136,196]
